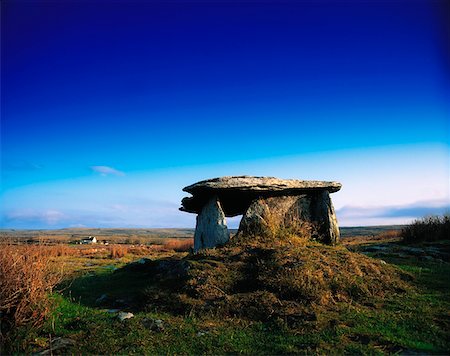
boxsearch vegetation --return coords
[168,236,412,321]
[0,228,195,245]
[401,214,450,243]
[0,244,64,343]
[1,225,449,354]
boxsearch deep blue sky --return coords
[1,0,449,228]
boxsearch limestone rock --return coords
[181,176,341,215]
[310,190,340,244]
[143,318,164,332]
[181,176,342,250]
[238,192,340,244]
[38,337,76,355]
[117,311,134,321]
[238,196,301,237]
[183,176,341,194]
[194,195,230,252]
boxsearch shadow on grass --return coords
[60,257,187,312]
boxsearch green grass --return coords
[5,242,450,355]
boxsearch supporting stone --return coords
[309,190,340,245]
[237,193,340,244]
[194,196,230,252]
[238,196,299,237]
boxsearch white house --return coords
[80,236,97,244]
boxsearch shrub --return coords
[0,243,64,342]
[401,214,450,243]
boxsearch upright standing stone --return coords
[194,196,230,252]
[310,190,340,245]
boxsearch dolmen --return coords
[180,176,342,252]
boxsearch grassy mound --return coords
[401,214,450,243]
[143,234,412,324]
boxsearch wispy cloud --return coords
[336,199,450,226]
[90,166,125,176]
[0,199,195,229]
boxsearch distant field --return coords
[339,225,405,238]
[0,228,195,245]
[0,225,405,244]
[0,227,195,238]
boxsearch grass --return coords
[2,231,449,354]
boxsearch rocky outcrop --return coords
[181,176,341,251]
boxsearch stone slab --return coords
[181,176,341,216]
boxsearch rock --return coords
[38,337,75,355]
[95,294,109,305]
[363,245,389,252]
[181,176,342,250]
[181,176,341,216]
[238,196,302,237]
[142,318,164,332]
[194,195,230,252]
[117,311,134,321]
[310,190,340,245]
[107,309,121,313]
[402,247,425,255]
[183,176,341,194]
[238,192,340,244]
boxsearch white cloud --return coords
[1,143,448,229]
[90,166,125,176]
[336,199,450,226]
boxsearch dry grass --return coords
[109,245,128,258]
[145,238,194,253]
[143,236,412,324]
[377,229,401,239]
[0,243,64,341]
[163,238,193,252]
[342,230,402,246]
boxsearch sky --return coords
[1,0,449,229]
